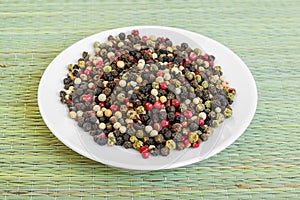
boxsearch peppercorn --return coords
[162,128,172,140]
[123,141,132,149]
[160,147,170,156]
[166,106,176,113]
[167,112,175,122]
[171,123,182,133]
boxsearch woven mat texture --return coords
[1,0,300,199]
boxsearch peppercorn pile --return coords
[59,30,236,159]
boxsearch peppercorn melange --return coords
[59,29,236,158]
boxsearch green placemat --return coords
[1,0,300,199]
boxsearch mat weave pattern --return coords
[1,0,300,199]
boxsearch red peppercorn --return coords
[153,122,162,131]
[167,62,173,67]
[142,151,149,159]
[144,102,153,111]
[204,54,209,60]
[84,70,90,76]
[183,110,193,119]
[192,140,200,148]
[88,110,95,116]
[126,102,133,108]
[185,58,190,64]
[181,121,188,128]
[181,135,187,141]
[99,102,105,107]
[156,71,164,77]
[83,94,92,102]
[99,132,106,138]
[199,118,205,126]
[139,146,148,153]
[159,82,167,90]
[110,105,118,112]
[154,101,163,109]
[67,99,73,103]
[184,139,190,147]
[189,52,197,61]
[172,99,180,107]
[142,35,148,41]
[85,61,92,67]
[161,119,170,128]
[175,112,181,116]
[131,30,139,36]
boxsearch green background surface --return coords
[1,0,300,199]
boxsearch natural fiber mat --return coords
[1,0,300,199]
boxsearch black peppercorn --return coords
[119,32,126,40]
[167,92,175,100]
[123,141,132,149]
[159,110,167,120]
[166,105,176,113]
[115,137,124,145]
[189,122,199,131]
[167,112,175,122]
[148,95,157,104]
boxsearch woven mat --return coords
[1,0,300,199]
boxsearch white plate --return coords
[38,26,257,170]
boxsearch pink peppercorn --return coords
[204,54,209,60]
[83,94,92,102]
[175,112,181,116]
[185,58,190,64]
[159,82,167,90]
[181,121,188,128]
[139,146,148,153]
[153,122,161,131]
[88,110,95,116]
[161,119,170,128]
[85,61,92,67]
[142,35,148,41]
[199,118,205,126]
[131,30,139,36]
[189,52,197,61]
[110,105,118,112]
[99,132,106,138]
[183,110,193,119]
[142,151,149,159]
[154,101,163,109]
[209,61,214,66]
[184,139,190,147]
[156,71,164,77]
[172,99,180,107]
[144,102,153,111]
[192,141,200,148]
[84,70,90,76]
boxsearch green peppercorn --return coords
[202,80,209,88]
[165,140,176,151]
[224,107,232,118]
[204,100,212,109]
